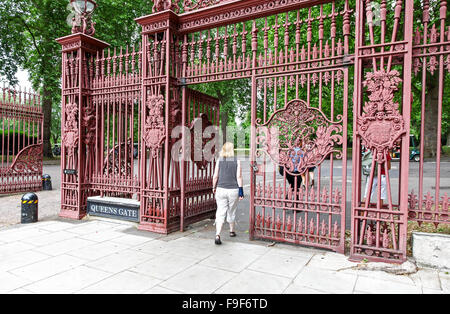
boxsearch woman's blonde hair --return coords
[220,142,235,158]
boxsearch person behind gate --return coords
[212,142,244,245]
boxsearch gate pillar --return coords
[57,33,109,220]
[136,12,182,233]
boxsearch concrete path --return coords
[0,218,448,294]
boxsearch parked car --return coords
[410,147,420,162]
[391,135,420,162]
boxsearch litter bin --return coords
[21,193,38,224]
[42,174,52,191]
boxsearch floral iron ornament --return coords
[183,0,223,12]
[256,99,343,175]
[357,70,405,163]
[143,94,166,158]
[152,0,228,13]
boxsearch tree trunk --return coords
[42,86,53,158]
[423,74,440,158]
[220,110,228,145]
[447,127,450,147]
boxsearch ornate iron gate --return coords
[57,0,449,263]
[0,87,43,194]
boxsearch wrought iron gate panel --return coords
[57,0,448,262]
[0,87,43,194]
[246,1,353,253]
[351,0,415,262]
[408,0,450,227]
[90,46,142,197]
[181,88,220,228]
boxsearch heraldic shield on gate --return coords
[56,0,450,264]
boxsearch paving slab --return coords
[79,230,125,243]
[439,271,450,292]
[409,268,442,290]
[144,285,181,294]
[294,267,358,294]
[23,265,111,294]
[9,254,87,282]
[21,230,78,247]
[34,237,97,256]
[110,233,156,247]
[7,288,34,294]
[65,221,121,235]
[0,250,50,272]
[0,272,32,293]
[0,227,50,243]
[67,241,129,261]
[306,252,358,271]
[340,269,417,286]
[37,221,81,232]
[160,265,236,294]
[215,269,291,294]
[247,250,312,279]
[0,241,35,258]
[131,253,199,280]
[200,248,263,273]
[132,239,177,255]
[354,275,422,294]
[283,283,328,294]
[86,249,156,274]
[0,217,448,294]
[77,270,161,294]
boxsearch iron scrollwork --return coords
[256,99,343,175]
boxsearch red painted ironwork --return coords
[351,0,415,263]
[408,0,450,228]
[56,0,449,263]
[0,86,43,194]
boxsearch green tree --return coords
[0,0,150,157]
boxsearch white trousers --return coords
[364,175,387,201]
[215,187,239,230]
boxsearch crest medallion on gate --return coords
[357,70,405,162]
[256,99,343,175]
[144,95,166,157]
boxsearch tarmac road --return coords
[1,159,449,232]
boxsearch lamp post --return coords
[70,0,97,36]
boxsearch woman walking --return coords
[212,142,244,245]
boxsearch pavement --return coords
[0,161,449,294]
[0,217,448,294]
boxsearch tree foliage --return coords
[0,0,448,156]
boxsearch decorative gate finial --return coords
[70,0,97,36]
[153,0,179,13]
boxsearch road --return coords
[1,159,448,231]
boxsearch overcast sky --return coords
[16,70,33,89]
[1,69,33,90]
